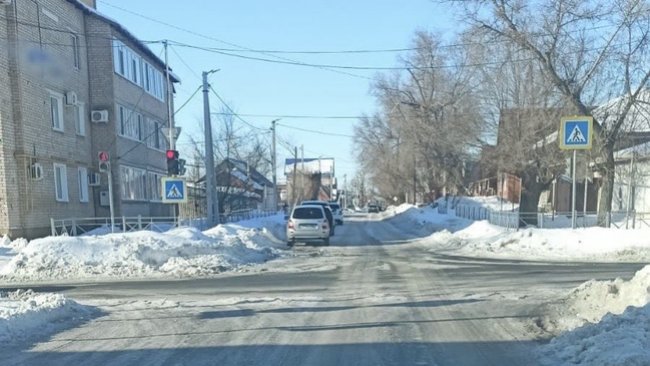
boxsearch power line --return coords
[208,86,268,131]
[96,0,373,81]
[276,123,355,138]
[212,112,364,120]
[169,43,202,82]
[173,85,202,116]
[0,14,161,46]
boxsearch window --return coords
[75,103,85,136]
[120,165,147,200]
[71,34,80,69]
[143,61,165,101]
[53,163,68,202]
[146,119,164,150]
[148,172,163,201]
[292,207,324,219]
[112,39,165,101]
[49,93,64,131]
[117,104,143,141]
[113,38,143,86]
[78,167,88,202]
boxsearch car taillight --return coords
[288,220,294,229]
[322,220,329,229]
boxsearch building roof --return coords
[66,0,180,83]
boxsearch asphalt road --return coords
[2,216,645,366]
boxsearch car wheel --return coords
[287,240,294,247]
[323,238,330,246]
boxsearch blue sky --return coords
[96,0,456,185]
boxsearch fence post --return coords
[71,219,77,236]
[137,215,142,230]
[50,218,56,236]
[122,216,126,232]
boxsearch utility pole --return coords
[329,165,333,201]
[203,70,220,226]
[300,145,305,201]
[343,174,347,209]
[271,119,279,211]
[292,147,298,206]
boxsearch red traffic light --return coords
[166,150,178,159]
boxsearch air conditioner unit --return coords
[29,163,43,181]
[91,110,109,123]
[65,91,78,106]
[88,172,101,186]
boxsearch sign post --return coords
[98,151,115,233]
[559,116,593,229]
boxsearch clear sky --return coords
[96,0,457,187]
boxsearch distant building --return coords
[284,157,337,203]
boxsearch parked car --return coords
[301,200,335,235]
[368,204,380,213]
[328,202,344,225]
[286,205,330,247]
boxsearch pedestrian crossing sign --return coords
[559,116,593,150]
[162,177,187,203]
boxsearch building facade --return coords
[0,0,178,238]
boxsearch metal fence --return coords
[51,209,278,236]
[452,204,650,230]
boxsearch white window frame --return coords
[71,34,80,69]
[75,103,85,136]
[117,104,143,142]
[53,163,69,202]
[78,167,89,203]
[49,92,64,132]
[120,165,147,201]
[148,171,163,201]
[146,118,165,151]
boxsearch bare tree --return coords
[355,31,484,202]
[449,0,650,225]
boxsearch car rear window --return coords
[329,204,340,210]
[292,207,324,219]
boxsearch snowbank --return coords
[537,266,650,365]
[427,220,650,262]
[0,290,94,343]
[0,216,286,282]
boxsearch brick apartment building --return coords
[0,0,179,238]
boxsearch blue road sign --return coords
[559,116,593,150]
[162,177,187,203]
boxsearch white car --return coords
[286,205,330,246]
[328,202,344,225]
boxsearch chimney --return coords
[78,0,97,9]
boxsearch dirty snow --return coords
[0,289,94,344]
[537,265,650,365]
[0,215,286,282]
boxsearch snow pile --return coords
[537,266,650,365]
[427,222,650,262]
[0,289,94,343]
[1,217,286,282]
[0,235,28,251]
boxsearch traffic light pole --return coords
[203,70,219,226]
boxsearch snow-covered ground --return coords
[0,289,95,344]
[0,215,287,282]
[377,203,650,262]
[377,202,650,365]
[537,265,650,365]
